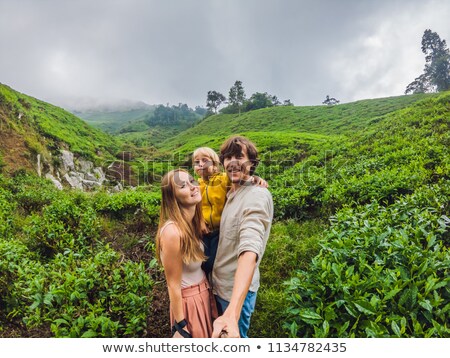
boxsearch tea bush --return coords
[284,184,450,337]
[10,171,60,214]
[23,196,101,258]
[0,174,156,337]
[93,188,160,223]
[0,186,15,238]
[1,241,153,337]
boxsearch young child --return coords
[192,147,267,276]
[192,147,228,276]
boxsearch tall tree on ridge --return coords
[206,90,226,114]
[405,29,450,94]
[228,80,246,115]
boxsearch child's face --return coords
[193,155,215,179]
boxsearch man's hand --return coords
[252,175,268,188]
[212,316,240,338]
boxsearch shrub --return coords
[1,243,153,337]
[23,195,101,258]
[0,185,16,238]
[10,172,60,214]
[284,185,450,337]
[93,188,161,223]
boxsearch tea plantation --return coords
[0,91,448,337]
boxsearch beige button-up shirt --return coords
[212,184,273,301]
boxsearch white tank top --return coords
[159,221,205,288]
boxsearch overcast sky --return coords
[1,0,449,110]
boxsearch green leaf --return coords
[416,261,429,276]
[426,234,436,249]
[399,287,418,309]
[53,318,69,327]
[354,300,377,315]
[289,321,298,337]
[299,309,322,324]
[384,288,401,301]
[391,321,401,337]
[337,321,350,336]
[81,330,98,338]
[322,320,330,336]
[344,304,358,318]
[29,301,40,310]
[432,281,449,290]
[419,300,433,312]
[43,293,53,306]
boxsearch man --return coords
[211,135,273,338]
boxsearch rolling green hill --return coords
[0,83,120,174]
[76,107,156,133]
[157,93,438,154]
[76,104,204,148]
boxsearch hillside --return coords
[142,93,442,182]
[0,83,121,187]
[75,103,205,148]
[157,93,439,155]
[76,107,156,133]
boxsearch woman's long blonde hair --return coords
[156,169,205,264]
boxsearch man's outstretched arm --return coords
[212,251,257,338]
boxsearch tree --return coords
[228,80,246,115]
[322,95,340,105]
[194,106,207,116]
[206,90,226,114]
[405,29,450,94]
[145,103,197,125]
[283,99,294,106]
[245,92,274,111]
[271,95,281,106]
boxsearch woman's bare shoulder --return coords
[159,223,181,251]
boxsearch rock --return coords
[37,154,42,177]
[42,149,111,191]
[45,173,63,190]
[63,171,84,190]
[77,158,93,173]
[110,182,123,193]
[60,150,75,174]
[82,179,102,190]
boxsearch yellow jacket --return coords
[198,172,230,231]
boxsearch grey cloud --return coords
[0,0,449,109]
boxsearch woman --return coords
[156,169,216,338]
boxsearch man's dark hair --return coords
[219,136,260,175]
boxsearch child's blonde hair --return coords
[192,147,221,174]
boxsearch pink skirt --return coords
[170,278,217,338]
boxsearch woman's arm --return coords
[160,225,189,337]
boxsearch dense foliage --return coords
[0,173,160,337]
[1,88,449,338]
[284,186,450,337]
